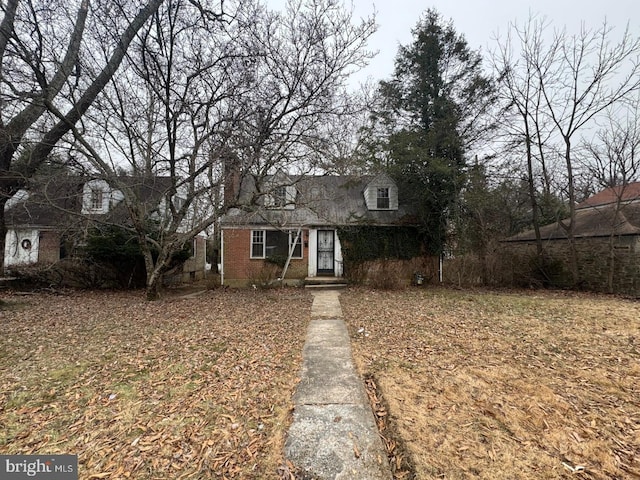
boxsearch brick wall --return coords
[502,235,640,295]
[222,228,309,286]
[38,230,61,264]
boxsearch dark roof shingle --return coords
[221,174,418,227]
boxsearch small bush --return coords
[346,257,437,289]
[7,260,122,289]
[442,251,571,289]
[245,262,280,288]
[529,255,569,288]
[367,261,407,290]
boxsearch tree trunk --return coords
[141,247,163,301]
[0,196,7,273]
[525,127,544,257]
[563,139,580,286]
[479,245,488,285]
[146,274,162,301]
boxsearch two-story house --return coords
[219,171,419,286]
[4,175,206,284]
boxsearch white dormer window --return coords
[273,186,287,207]
[265,185,296,209]
[364,173,398,211]
[377,187,390,209]
[82,179,113,214]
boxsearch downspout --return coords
[220,229,225,286]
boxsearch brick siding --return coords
[38,230,61,264]
[222,228,309,285]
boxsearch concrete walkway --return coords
[284,290,392,479]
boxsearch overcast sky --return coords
[332,0,640,84]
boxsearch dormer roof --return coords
[364,172,398,211]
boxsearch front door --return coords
[317,230,335,275]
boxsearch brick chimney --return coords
[222,148,241,208]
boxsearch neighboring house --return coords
[503,182,640,294]
[4,175,207,283]
[219,171,421,286]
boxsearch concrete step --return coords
[304,282,348,290]
[304,277,348,289]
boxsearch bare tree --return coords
[0,0,163,270]
[492,16,554,256]
[224,0,375,196]
[582,99,640,292]
[584,99,640,187]
[61,0,375,299]
[494,17,640,285]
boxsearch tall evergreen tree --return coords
[372,9,495,254]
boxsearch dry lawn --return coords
[0,288,312,479]
[341,287,640,480]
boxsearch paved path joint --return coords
[285,291,392,480]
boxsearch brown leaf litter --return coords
[0,288,312,479]
[343,287,640,480]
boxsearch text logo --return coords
[1,455,77,480]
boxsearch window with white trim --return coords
[250,230,303,259]
[265,184,296,209]
[251,230,265,258]
[273,186,287,207]
[376,187,390,209]
[90,188,104,210]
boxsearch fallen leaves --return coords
[343,287,640,480]
[0,288,311,479]
[364,375,414,479]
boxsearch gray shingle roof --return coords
[221,174,418,227]
[5,175,174,228]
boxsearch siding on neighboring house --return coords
[4,229,60,267]
[4,229,40,266]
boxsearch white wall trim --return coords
[4,228,39,266]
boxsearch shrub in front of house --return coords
[338,225,430,288]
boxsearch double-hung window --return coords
[90,188,104,210]
[250,230,303,259]
[273,186,287,208]
[251,231,265,258]
[376,187,390,209]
